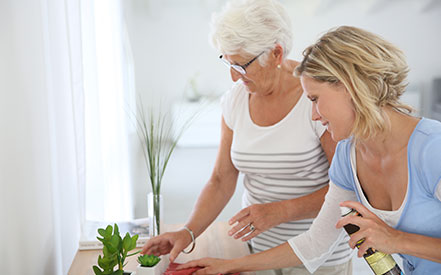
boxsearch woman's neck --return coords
[357,108,419,158]
[265,59,301,100]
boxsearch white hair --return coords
[210,0,293,65]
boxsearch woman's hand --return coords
[335,201,402,257]
[177,258,233,275]
[141,229,192,262]
[228,202,286,241]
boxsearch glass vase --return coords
[148,192,163,237]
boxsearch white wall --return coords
[123,0,441,222]
[123,0,441,115]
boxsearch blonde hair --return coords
[295,26,413,140]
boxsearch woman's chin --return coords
[330,131,342,142]
[331,131,350,142]
[245,86,256,94]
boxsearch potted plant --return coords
[92,223,140,275]
[135,102,196,237]
[136,254,169,275]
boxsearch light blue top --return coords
[329,118,441,275]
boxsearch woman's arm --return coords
[142,118,239,261]
[179,243,301,275]
[229,186,329,241]
[179,183,357,274]
[229,130,337,241]
[185,118,239,237]
[337,201,441,263]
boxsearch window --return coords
[81,0,135,222]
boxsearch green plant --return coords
[135,102,196,235]
[93,224,141,275]
[137,254,161,267]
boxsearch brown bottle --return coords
[340,207,404,275]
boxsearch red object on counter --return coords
[164,262,240,275]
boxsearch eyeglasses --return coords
[219,51,264,75]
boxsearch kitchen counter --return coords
[68,221,252,274]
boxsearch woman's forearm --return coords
[186,177,237,238]
[230,243,302,272]
[278,185,329,223]
[397,231,441,263]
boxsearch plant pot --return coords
[148,192,163,237]
[136,255,169,275]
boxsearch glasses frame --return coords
[219,51,265,75]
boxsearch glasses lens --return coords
[231,65,246,75]
[220,55,246,74]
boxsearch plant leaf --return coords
[122,232,131,251]
[105,225,113,236]
[137,254,161,267]
[130,235,139,250]
[98,228,107,237]
[109,234,120,251]
[127,249,141,257]
[114,223,120,236]
[93,265,103,275]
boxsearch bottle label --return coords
[340,208,403,275]
[365,252,397,275]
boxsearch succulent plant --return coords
[137,254,161,267]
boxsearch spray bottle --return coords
[340,207,404,275]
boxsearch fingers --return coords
[142,231,189,262]
[241,227,260,242]
[141,237,162,255]
[177,259,204,270]
[228,218,252,237]
[169,241,185,263]
[347,229,366,249]
[356,239,372,257]
[233,224,255,240]
[229,208,249,225]
[194,268,212,275]
[336,214,364,229]
[179,259,223,275]
[339,201,373,218]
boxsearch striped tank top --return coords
[221,82,352,266]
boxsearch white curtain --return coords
[0,0,83,273]
[0,0,135,272]
[82,0,135,222]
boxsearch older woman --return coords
[178,26,441,275]
[141,0,353,274]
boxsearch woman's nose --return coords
[311,103,321,121]
[230,68,242,82]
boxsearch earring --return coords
[277,64,281,69]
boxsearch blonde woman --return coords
[178,26,441,275]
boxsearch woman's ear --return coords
[272,44,284,65]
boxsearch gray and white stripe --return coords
[233,148,352,265]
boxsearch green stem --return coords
[153,194,161,235]
[127,250,142,257]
